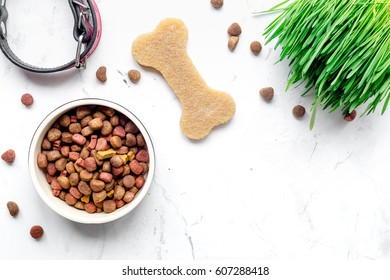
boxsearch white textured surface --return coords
[1,0,390,260]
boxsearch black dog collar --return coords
[0,0,102,73]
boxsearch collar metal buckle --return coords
[75,34,86,68]
[72,0,91,69]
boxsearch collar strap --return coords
[0,0,102,73]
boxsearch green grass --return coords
[255,0,390,129]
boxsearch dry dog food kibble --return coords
[293,105,306,119]
[37,106,150,214]
[228,36,239,51]
[7,201,19,217]
[21,93,34,106]
[128,70,141,83]
[2,149,15,164]
[30,225,44,239]
[259,87,274,102]
[250,41,262,55]
[96,66,107,82]
[344,110,357,122]
[227,23,242,37]
[211,0,223,9]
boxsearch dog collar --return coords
[0,0,102,73]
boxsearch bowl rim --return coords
[28,98,155,224]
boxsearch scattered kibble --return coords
[7,201,19,217]
[210,0,223,9]
[292,105,306,119]
[250,41,262,55]
[259,87,274,102]
[96,66,107,83]
[344,110,357,122]
[228,36,239,51]
[128,69,141,83]
[227,23,242,36]
[21,93,34,107]
[30,225,44,239]
[1,149,15,164]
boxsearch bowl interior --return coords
[28,98,155,224]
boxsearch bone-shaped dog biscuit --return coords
[132,18,236,140]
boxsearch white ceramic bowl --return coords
[28,98,155,224]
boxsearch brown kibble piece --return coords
[58,114,71,127]
[21,93,34,106]
[81,126,93,137]
[2,149,15,164]
[110,136,122,149]
[99,106,115,117]
[69,172,80,187]
[59,191,67,201]
[7,201,19,217]
[125,121,139,134]
[136,133,145,147]
[130,186,139,194]
[102,200,116,213]
[344,110,357,122]
[115,146,129,155]
[96,66,107,82]
[227,23,242,36]
[30,225,44,239]
[78,181,92,196]
[81,115,93,127]
[228,36,239,51]
[211,0,223,9]
[88,118,104,130]
[41,138,52,150]
[123,191,135,203]
[90,179,106,192]
[110,115,119,127]
[259,87,274,102]
[47,128,61,142]
[292,105,306,119]
[57,176,70,189]
[76,106,92,119]
[110,155,124,168]
[140,162,149,175]
[74,201,85,210]
[55,158,67,172]
[114,185,126,200]
[37,153,48,169]
[250,41,262,55]
[126,133,137,147]
[80,170,93,181]
[101,120,113,136]
[46,150,61,162]
[128,69,141,83]
[123,175,135,188]
[93,111,107,121]
[92,190,107,203]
